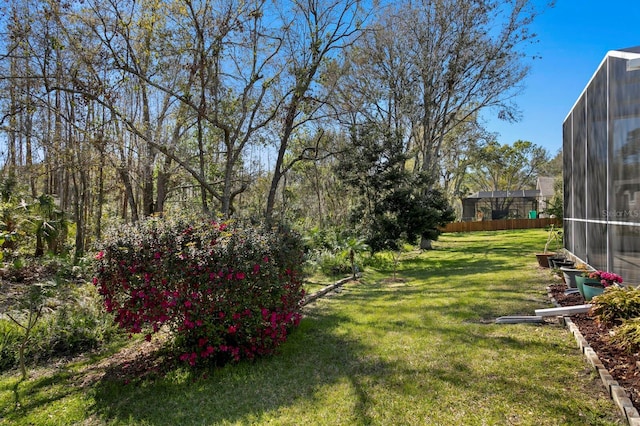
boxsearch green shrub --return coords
[590,286,640,326]
[39,284,121,358]
[306,249,352,276]
[0,282,121,374]
[303,228,369,277]
[93,217,306,366]
[610,318,640,353]
[0,320,19,371]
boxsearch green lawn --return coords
[0,229,625,425]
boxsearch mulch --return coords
[549,283,640,408]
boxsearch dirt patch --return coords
[75,336,175,387]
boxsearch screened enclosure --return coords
[564,46,640,285]
[461,190,540,222]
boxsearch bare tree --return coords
[264,0,366,224]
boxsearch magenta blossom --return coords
[589,270,623,287]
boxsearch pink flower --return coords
[589,270,623,287]
[228,325,238,334]
[236,271,246,280]
[253,264,260,274]
[95,251,104,260]
[179,352,197,365]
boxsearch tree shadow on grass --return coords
[90,307,391,425]
[0,368,80,422]
[303,284,619,424]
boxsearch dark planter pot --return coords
[575,275,601,299]
[553,260,575,269]
[548,256,566,269]
[535,252,555,268]
[583,282,605,301]
[560,267,583,289]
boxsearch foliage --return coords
[545,177,564,220]
[545,194,564,220]
[336,125,454,253]
[610,318,640,354]
[589,286,640,326]
[28,194,69,257]
[467,140,550,194]
[0,0,546,250]
[38,283,122,357]
[303,227,369,277]
[306,249,352,276]
[0,191,69,261]
[93,216,306,366]
[0,320,19,371]
[0,282,120,374]
[4,280,55,379]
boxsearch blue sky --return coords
[483,1,640,156]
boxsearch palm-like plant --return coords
[341,236,369,279]
[28,194,68,257]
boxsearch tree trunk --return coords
[94,147,105,241]
[119,166,139,222]
[155,154,172,215]
[420,237,433,250]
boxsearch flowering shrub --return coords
[93,217,305,366]
[588,270,623,287]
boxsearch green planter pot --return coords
[575,275,600,299]
[582,282,605,301]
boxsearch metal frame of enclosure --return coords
[563,46,640,285]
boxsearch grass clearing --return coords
[0,229,625,425]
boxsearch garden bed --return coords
[549,283,640,409]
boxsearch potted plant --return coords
[561,262,592,290]
[535,224,562,268]
[575,267,599,298]
[582,270,623,301]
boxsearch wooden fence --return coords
[440,218,561,233]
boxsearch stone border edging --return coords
[302,276,355,306]
[546,287,640,425]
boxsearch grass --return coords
[0,229,626,425]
